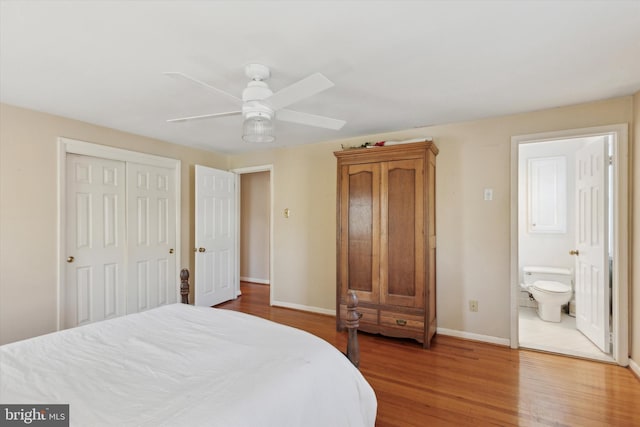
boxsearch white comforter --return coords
[0,304,376,426]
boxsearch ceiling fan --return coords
[165,64,346,143]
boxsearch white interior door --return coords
[195,165,236,306]
[65,154,126,328]
[575,138,609,352]
[126,162,177,314]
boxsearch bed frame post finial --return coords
[345,290,360,368]
[180,269,190,304]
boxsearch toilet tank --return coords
[523,266,573,287]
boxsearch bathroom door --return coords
[574,138,609,352]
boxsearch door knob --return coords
[67,256,75,263]
[169,248,174,254]
[198,247,206,253]
[569,249,580,256]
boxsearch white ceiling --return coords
[1,1,639,154]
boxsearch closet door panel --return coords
[65,154,126,328]
[127,163,177,314]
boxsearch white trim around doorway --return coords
[509,124,629,366]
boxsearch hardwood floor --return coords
[217,282,640,426]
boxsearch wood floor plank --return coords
[217,283,640,426]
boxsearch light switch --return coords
[484,188,493,201]
[284,208,290,218]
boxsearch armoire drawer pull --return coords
[396,319,407,326]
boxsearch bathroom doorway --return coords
[509,125,629,366]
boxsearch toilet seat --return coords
[532,280,571,293]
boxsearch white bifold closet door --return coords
[65,154,176,329]
[126,162,177,315]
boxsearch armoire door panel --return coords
[381,159,425,308]
[341,164,380,303]
[387,166,416,297]
[348,169,374,292]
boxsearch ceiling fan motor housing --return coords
[242,79,274,120]
[243,80,273,102]
[242,100,274,120]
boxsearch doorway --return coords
[509,125,629,366]
[233,165,273,305]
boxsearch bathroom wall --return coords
[517,139,586,305]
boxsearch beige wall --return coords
[0,103,227,344]
[230,143,338,310]
[240,171,270,283]
[632,90,639,365]
[230,96,635,340]
[2,95,636,352]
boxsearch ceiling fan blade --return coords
[267,73,334,110]
[167,111,241,123]
[277,109,346,130]
[164,72,242,105]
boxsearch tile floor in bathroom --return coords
[518,306,613,362]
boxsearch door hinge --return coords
[609,155,613,165]
[609,332,613,344]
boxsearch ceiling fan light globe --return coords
[242,115,275,143]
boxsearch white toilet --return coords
[521,266,573,322]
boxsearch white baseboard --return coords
[437,327,510,347]
[240,276,270,285]
[630,358,640,379]
[271,299,335,316]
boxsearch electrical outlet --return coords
[469,300,479,312]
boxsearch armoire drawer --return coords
[379,311,424,330]
[340,304,378,325]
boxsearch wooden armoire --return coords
[335,141,438,348]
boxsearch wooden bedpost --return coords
[345,290,360,368]
[180,269,190,304]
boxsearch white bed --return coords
[0,303,376,426]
